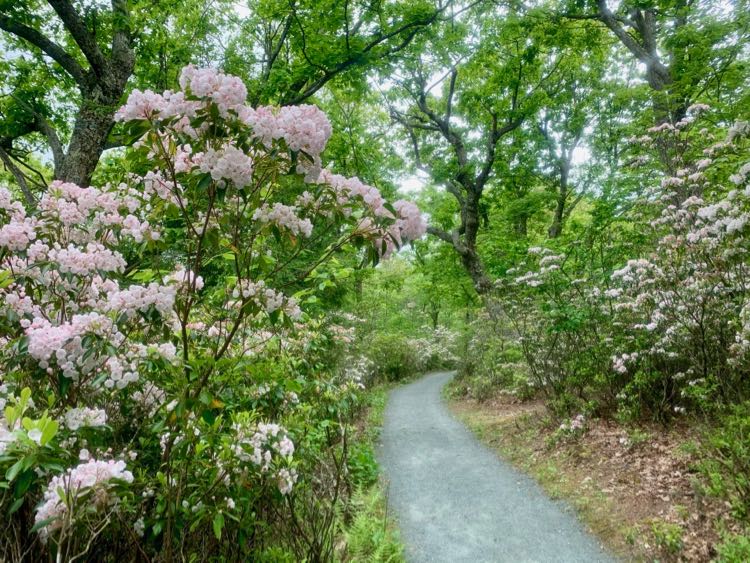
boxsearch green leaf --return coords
[196,173,213,191]
[30,516,57,533]
[213,512,224,540]
[14,469,34,497]
[8,497,24,515]
[6,459,24,482]
[40,420,59,446]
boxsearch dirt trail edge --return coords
[378,371,615,563]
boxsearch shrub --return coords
[715,532,750,562]
[0,65,425,560]
[367,333,419,382]
[699,402,750,521]
[347,443,379,489]
[460,113,750,421]
[650,519,684,557]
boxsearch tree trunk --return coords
[429,304,439,329]
[548,161,569,238]
[462,192,494,294]
[0,0,135,188]
[459,246,493,294]
[57,94,120,185]
[514,215,528,237]
[548,197,565,238]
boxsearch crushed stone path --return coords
[378,371,615,563]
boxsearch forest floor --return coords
[378,371,612,562]
[449,391,740,562]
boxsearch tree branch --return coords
[0,146,36,206]
[109,0,133,73]
[284,4,446,105]
[595,0,671,88]
[10,93,65,174]
[0,13,86,86]
[47,0,108,78]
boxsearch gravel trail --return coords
[378,371,614,563]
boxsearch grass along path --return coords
[378,371,613,562]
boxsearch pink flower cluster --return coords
[164,265,204,291]
[230,279,302,319]
[241,104,332,178]
[276,467,298,495]
[231,420,297,495]
[35,459,134,541]
[253,202,313,237]
[104,283,177,318]
[49,242,127,275]
[115,66,332,182]
[316,169,391,217]
[381,199,428,257]
[63,407,107,430]
[245,104,332,156]
[196,143,254,188]
[0,178,179,391]
[25,313,117,379]
[179,65,247,116]
[0,214,36,251]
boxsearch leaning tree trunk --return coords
[459,247,493,294]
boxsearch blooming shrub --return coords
[458,110,750,421]
[0,65,424,559]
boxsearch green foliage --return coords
[3,0,750,557]
[649,520,684,556]
[452,334,530,402]
[699,402,750,522]
[340,488,405,563]
[347,443,379,489]
[715,532,750,563]
[367,333,419,382]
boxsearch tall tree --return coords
[562,0,750,122]
[225,0,463,106]
[535,42,605,238]
[389,10,568,292]
[0,0,135,187]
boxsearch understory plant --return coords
[459,108,750,422]
[0,65,425,560]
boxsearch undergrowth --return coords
[337,387,404,562]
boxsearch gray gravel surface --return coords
[378,371,615,563]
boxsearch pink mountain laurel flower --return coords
[34,459,134,542]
